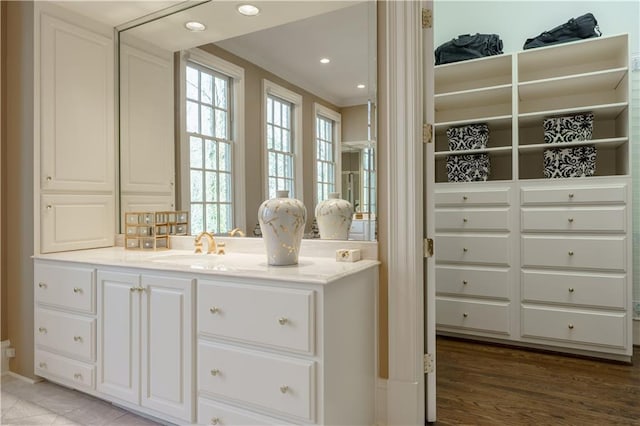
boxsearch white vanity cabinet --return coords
[97,270,194,423]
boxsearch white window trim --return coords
[179,48,246,231]
[262,79,303,202]
[313,103,342,205]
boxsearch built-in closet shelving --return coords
[432,34,633,362]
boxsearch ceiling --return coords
[52,1,374,107]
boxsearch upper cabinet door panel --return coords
[120,43,174,194]
[40,14,114,192]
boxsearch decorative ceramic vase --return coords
[258,190,307,266]
[315,192,354,240]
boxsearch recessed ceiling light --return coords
[357,84,366,89]
[237,4,260,16]
[320,58,331,64]
[185,21,206,32]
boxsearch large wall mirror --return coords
[118,0,377,241]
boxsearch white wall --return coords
[435,0,640,318]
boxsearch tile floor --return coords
[1,375,163,425]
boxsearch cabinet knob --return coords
[568,324,574,330]
[278,317,289,325]
[210,307,220,314]
[568,251,574,256]
[568,287,575,293]
[462,280,468,285]
[210,369,220,376]
[73,287,82,294]
[73,336,83,342]
[280,385,289,394]
[462,196,468,201]
[463,313,468,318]
[462,218,468,223]
[568,218,574,223]
[38,282,47,289]
[73,373,82,380]
[462,247,468,252]
[130,287,137,293]
[39,362,47,369]
[210,418,220,425]
[568,193,574,199]
[46,176,52,182]
[38,327,47,334]
[46,205,52,210]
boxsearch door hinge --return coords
[422,8,433,29]
[423,123,433,144]
[424,353,434,374]
[424,238,434,258]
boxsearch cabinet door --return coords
[140,275,194,421]
[97,271,140,403]
[40,13,114,192]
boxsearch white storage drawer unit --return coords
[436,208,510,231]
[520,184,627,205]
[521,206,626,233]
[435,187,511,206]
[35,308,95,362]
[436,234,510,265]
[436,266,510,299]
[35,350,95,390]
[34,263,95,313]
[198,398,292,426]
[436,298,510,335]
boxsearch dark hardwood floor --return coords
[434,337,640,425]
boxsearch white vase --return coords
[258,190,307,266]
[315,192,353,240]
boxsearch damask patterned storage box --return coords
[446,154,491,182]
[446,123,489,151]
[543,146,596,179]
[543,112,594,143]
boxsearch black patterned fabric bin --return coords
[446,123,489,151]
[543,113,594,144]
[543,146,596,179]
[447,154,491,182]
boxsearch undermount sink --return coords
[148,252,258,270]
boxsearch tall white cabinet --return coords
[432,34,633,361]
[37,6,115,253]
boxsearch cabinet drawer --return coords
[522,235,626,271]
[521,184,626,205]
[34,263,95,313]
[521,306,626,348]
[198,281,314,354]
[35,350,95,390]
[521,270,625,309]
[435,187,510,206]
[198,398,292,426]
[198,342,315,422]
[436,297,510,334]
[435,208,509,231]
[436,266,510,299]
[435,234,510,265]
[35,308,95,362]
[521,206,625,233]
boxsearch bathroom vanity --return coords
[33,247,378,425]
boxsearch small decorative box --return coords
[124,210,189,250]
[543,146,596,179]
[446,123,489,151]
[446,154,491,182]
[543,112,594,144]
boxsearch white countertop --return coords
[33,247,379,285]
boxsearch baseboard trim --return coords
[6,371,42,384]
[386,379,421,426]
[1,341,10,376]
[375,378,387,425]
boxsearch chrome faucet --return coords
[194,232,217,254]
[229,227,246,237]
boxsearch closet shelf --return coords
[435,146,512,158]
[518,102,628,127]
[518,137,628,153]
[435,84,512,110]
[435,115,512,131]
[518,68,627,101]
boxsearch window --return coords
[361,146,376,214]
[314,104,341,205]
[263,80,303,200]
[181,50,245,235]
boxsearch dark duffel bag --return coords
[435,33,503,65]
[523,13,601,50]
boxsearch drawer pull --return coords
[462,280,468,285]
[130,287,137,293]
[46,176,52,182]
[209,306,220,314]
[569,193,574,199]
[73,287,82,294]
[38,282,47,289]
[278,317,289,326]
[463,313,468,318]
[568,251,574,256]
[462,247,468,252]
[462,218,468,223]
[568,218,574,223]
[73,373,82,380]
[46,205,52,210]
[73,336,83,343]
[210,369,221,376]
[280,385,289,394]
[568,324,574,330]
[38,327,47,334]
[210,418,220,425]
[39,362,47,369]
[462,196,468,201]
[568,287,575,293]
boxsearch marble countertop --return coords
[33,247,379,285]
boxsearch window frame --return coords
[313,103,342,205]
[179,48,245,234]
[262,79,303,202]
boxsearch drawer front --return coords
[522,270,626,309]
[34,263,95,313]
[435,208,509,231]
[521,306,626,348]
[522,235,626,272]
[198,398,291,426]
[435,187,510,206]
[435,234,510,265]
[436,266,510,299]
[198,280,314,354]
[35,309,95,362]
[521,184,626,205]
[521,206,625,233]
[35,350,95,389]
[436,297,510,334]
[198,342,315,422]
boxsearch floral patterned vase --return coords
[315,192,353,240]
[258,190,307,266]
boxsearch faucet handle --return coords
[217,242,226,255]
